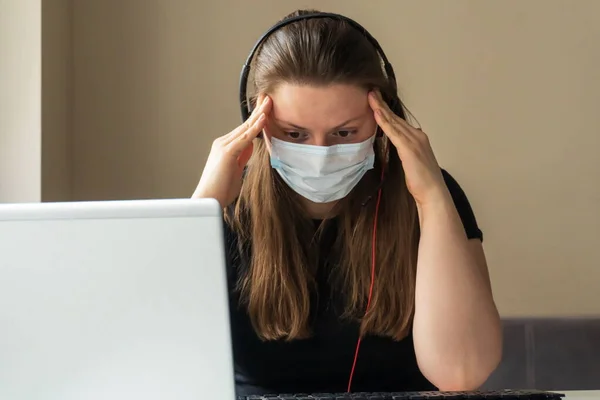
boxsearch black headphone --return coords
[238,11,404,129]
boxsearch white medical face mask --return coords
[268,135,376,203]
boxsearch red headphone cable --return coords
[346,169,385,392]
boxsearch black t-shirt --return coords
[223,169,483,396]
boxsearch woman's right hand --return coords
[192,95,272,208]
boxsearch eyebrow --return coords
[274,116,363,131]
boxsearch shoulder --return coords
[440,168,483,241]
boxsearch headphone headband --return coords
[239,12,399,121]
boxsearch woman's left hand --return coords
[368,90,449,207]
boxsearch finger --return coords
[249,94,268,119]
[373,107,411,149]
[368,90,395,120]
[232,95,270,136]
[369,91,420,143]
[369,92,408,140]
[224,96,271,143]
[225,112,267,155]
[369,91,413,143]
[373,91,422,134]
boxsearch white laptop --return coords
[0,198,235,400]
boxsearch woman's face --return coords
[262,83,378,218]
[265,83,377,146]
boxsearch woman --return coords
[193,9,502,396]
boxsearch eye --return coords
[334,130,357,138]
[284,131,306,141]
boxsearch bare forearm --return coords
[413,191,501,390]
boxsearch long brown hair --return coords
[227,10,420,342]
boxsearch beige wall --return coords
[33,0,600,316]
[0,0,41,203]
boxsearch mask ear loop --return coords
[262,126,273,154]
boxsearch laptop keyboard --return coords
[238,389,565,400]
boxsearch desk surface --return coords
[562,391,600,400]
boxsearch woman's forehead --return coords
[269,83,371,129]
